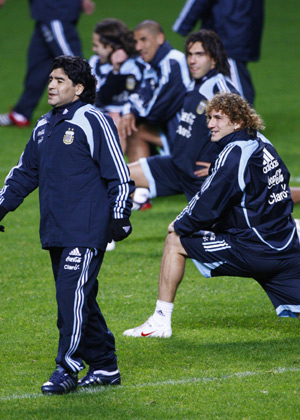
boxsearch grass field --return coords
[1,0,300,419]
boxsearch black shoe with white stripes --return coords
[78,368,121,388]
[41,365,77,395]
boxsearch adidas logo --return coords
[263,147,279,174]
[69,247,81,257]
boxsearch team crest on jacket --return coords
[63,128,74,145]
[126,76,136,91]
[196,100,207,115]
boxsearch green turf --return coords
[1,0,300,419]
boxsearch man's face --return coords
[134,28,164,63]
[92,33,113,63]
[186,42,216,80]
[48,68,83,107]
[207,109,240,142]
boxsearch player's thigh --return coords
[180,233,260,278]
[128,161,150,188]
[140,155,183,197]
[256,257,300,306]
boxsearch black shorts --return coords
[180,231,300,318]
[140,155,204,200]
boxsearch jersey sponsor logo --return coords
[63,128,74,145]
[37,131,45,144]
[64,264,80,271]
[196,100,207,115]
[262,147,279,173]
[181,111,196,125]
[176,110,196,139]
[65,256,82,263]
[268,168,284,189]
[268,184,289,205]
[176,124,192,138]
[69,247,81,256]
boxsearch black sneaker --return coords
[41,365,77,395]
[78,368,121,388]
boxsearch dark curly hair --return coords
[94,18,136,57]
[51,56,96,104]
[185,29,230,77]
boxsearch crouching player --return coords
[123,92,300,338]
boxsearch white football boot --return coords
[123,315,172,338]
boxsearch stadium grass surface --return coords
[1,0,300,419]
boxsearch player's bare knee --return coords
[165,231,184,253]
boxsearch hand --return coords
[0,206,8,222]
[0,225,4,232]
[118,113,137,142]
[111,49,128,72]
[194,161,211,178]
[107,218,132,242]
[81,0,95,15]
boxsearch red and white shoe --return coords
[123,316,172,338]
[0,111,30,127]
[132,199,152,211]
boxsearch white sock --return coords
[152,299,173,325]
[133,187,150,204]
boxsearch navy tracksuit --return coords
[0,100,135,372]
[140,69,238,201]
[173,0,265,104]
[123,41,191,152]
[14,0,83,120]
[50,247,117,372]
[175,130,300,318]
[89,55,146,113]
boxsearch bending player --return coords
[124,93,300,338]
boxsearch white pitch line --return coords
[1,366,300,401]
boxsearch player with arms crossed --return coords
[124,93,300,338]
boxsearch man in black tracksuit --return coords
[0,56,135,394]
[123,93,300,339]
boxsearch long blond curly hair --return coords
[206,93,265,133]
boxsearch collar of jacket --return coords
[150,41,173,68]
[51,99,84,118]
[216,129,257,150]
[194,68,217,86]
